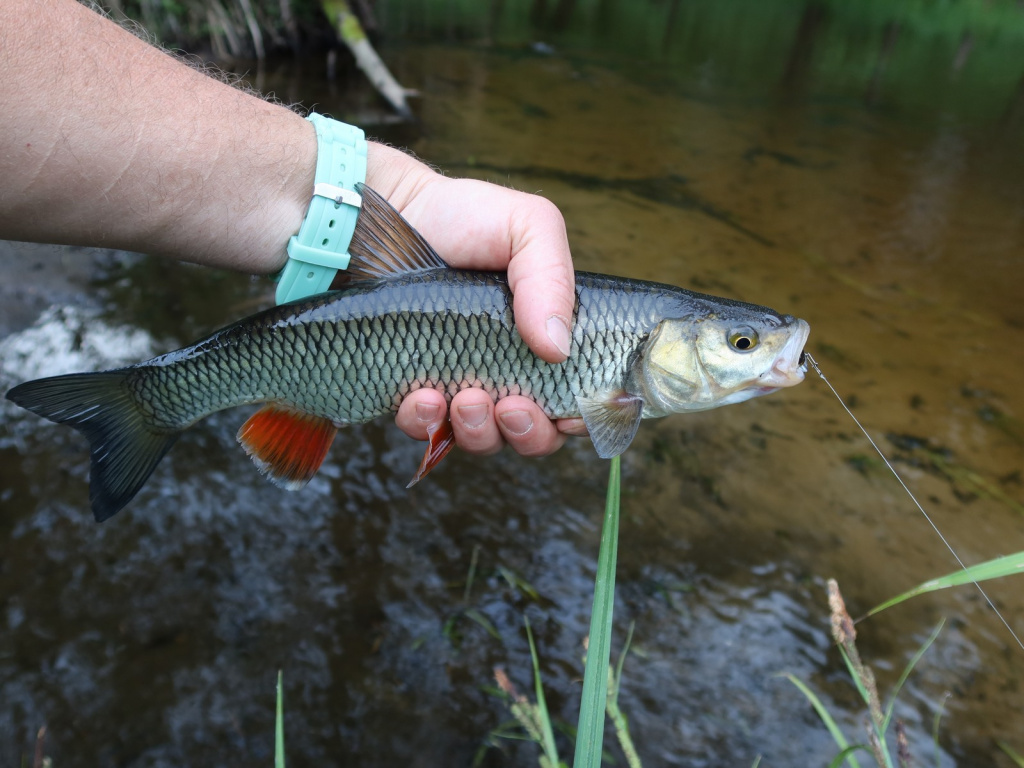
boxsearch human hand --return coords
[365,143,588,458]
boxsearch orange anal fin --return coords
[407,419,455,488]
[237,404,338,490]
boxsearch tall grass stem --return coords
[573,456,621,768]
[275,670,285,768]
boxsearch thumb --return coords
[505,195,576,363]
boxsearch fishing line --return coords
[804,352,1024,652]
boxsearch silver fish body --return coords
[133,270,751,429]
[6,184,809,521]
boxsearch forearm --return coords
[0,0,317,273]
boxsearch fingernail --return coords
[457,403,489,429]
[499,410,533,437]
[415,402,440,422]
[546,315,572,358]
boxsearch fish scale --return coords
[122,270,670,432]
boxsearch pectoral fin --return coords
[407,419,456,488]
[237,404,338,490]
[576,392,645,459]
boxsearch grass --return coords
[574,455,622,768]
[275,670,285,768]
[786,580,944,768]
[271,456,632,768]
[482,524,1024,766]
[21,727,50,768]
[488,619,563,768]
[999,741,1024,767]
[786,551,1024,767]
[482,455,633,767]
[866,551,1024,618]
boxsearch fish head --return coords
[640,306,810,414]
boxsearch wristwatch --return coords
[275,113,367,304]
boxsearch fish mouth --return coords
[760,318,811,390]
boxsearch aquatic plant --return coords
[785,546,1024,768]
[270,456,637,768]
[475,456,636,767]
[785,581,944,768]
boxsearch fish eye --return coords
[728,327,759,352]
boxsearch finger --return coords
[449,388,503,456]
[505,195,576,364]
[395,387,447,441]
[555,417,589,437]
[494,396,566,457]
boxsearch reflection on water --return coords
[3,3,1024,765]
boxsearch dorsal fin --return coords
[340,183,449,282]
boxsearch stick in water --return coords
[804,352,1023,652]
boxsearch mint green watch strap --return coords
[276,113,368,305]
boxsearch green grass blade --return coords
[464,544,481,602]
[835,645,875,715]
[834,643,893,768]
[573,456,622,768]
[783,673,862,768]
[998,741,1024,767]
[275,670,285,768]
[868,551,1024,616]
[525,616,561,768]
[610,620,636,710]
[933,693,951,768]
[498,565,541,601]
[464,608,503,640]
[882,619,944,732]
[828,745,874,768]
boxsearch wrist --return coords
[364,142,441,212]
[266,116,320,273]
[243,110,318,276]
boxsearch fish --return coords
[5,184,810,522]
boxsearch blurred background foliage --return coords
[93,0,1024,126]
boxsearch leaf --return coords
[498,565,542,601]
[525,617,561,767]
[275,670,285,768]
[882,620,944,732]
[783,673,863,768]
[998,741,1024,767]
[828,745,873,768]
[868,551,1024,616]
[465,609,502,641]
[573,456,622,768]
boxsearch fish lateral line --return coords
[803,352,1024,653]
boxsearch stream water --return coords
[2,3,1023,766]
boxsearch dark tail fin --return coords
[6,371,179,522]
